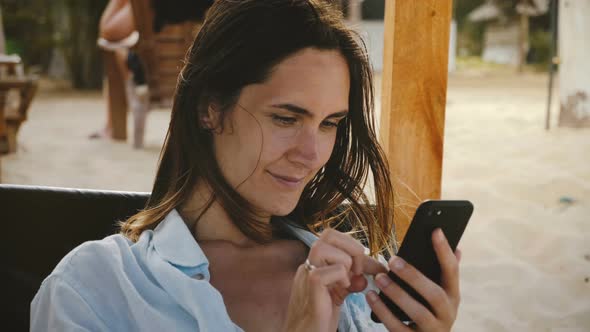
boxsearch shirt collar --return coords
[152,209,209,268]
[151,210,319,268]
[278,217,319,247]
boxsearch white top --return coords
[31,209,387,331]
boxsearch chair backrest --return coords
[0,56,39,155]
[1,184,380,330]
[0,6,39,156]
[130,0,201,107]
[0,184,149,331]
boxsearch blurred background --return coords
[0,0,558,89]
[0,0,588,331]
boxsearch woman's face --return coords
[211,48,350,217]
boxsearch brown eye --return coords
[321,121,339,129]
[271,114,297,126]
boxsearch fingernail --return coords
[367,291,379,303]
[392,257,405,270]
[376,273,391,288]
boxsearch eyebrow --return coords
[270,103,348,119]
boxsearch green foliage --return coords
[454,0,551,57]
[454,0,486,27]
[459,20,486,56]
[60,0,108,89]
[5,39,23,55]
[2,0,55,69]
[2,0,108,89]
[454,0,486,56]
[528,29,552,65]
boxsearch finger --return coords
[362,254,388,276]
[365,290,413,332]
[432,228,460,302]
[307,264,351,290]
[328,286,349,306]
[320,228,366,275]
[388,256,452,321]
[374,273,437,328]
[348,274,368,293]
[308,241,353,270]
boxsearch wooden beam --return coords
[380,0,452,243]
[103,50,128,140]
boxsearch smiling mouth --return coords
[267,171,305,188]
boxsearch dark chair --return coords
[0,184,149,331]
[0,184,383,331]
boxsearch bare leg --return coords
[90,48,129,139]
[127,79,149,149]
[92,0,135,139]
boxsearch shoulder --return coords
[38,234,142,307]
[51,234,134,282]
[41,232,162,306]
[32,234,146,330]
[30,272,112,331]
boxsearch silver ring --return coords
[304,259,316,272]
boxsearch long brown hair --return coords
[120,0,396,256]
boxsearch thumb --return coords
[347,274,368,293]
[333,275,368,304]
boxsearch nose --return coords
[289,127,321,167]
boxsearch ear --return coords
[200,103,221,129]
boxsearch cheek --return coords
[214,126,264,186]
[257,137,290,172]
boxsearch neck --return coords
[179,183,271,247]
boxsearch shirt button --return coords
[194,273,205,280]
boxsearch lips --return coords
[267,171,306,188]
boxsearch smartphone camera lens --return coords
[427,210,433,216]
[436,210,442,216]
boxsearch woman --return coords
[32,1,461,331]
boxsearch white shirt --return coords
[31,209,387,331]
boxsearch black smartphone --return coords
[371,200,473,323]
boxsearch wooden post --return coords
[558,0,590,127]
[380,0,452,243]
[103,50,128,140]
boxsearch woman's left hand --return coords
[367,228,462,331]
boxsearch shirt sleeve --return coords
[30,276,110,332]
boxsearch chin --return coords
[260,195,301,217]
[266,202,298,217]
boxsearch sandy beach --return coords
[2,68,589,331]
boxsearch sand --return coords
[441,71,590,331]
[1,69,589,331]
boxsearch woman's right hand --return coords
[282,228,387,332]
